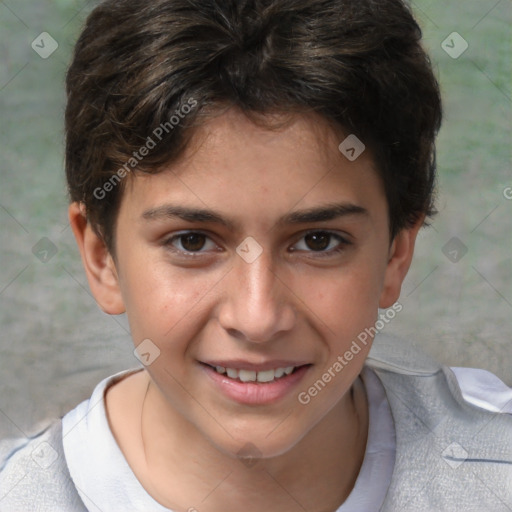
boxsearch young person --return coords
[1,0,511,510]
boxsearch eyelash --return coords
[163,230,352,258]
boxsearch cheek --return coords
[301,265,382,339]
[120,256,218,347]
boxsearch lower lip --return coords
[201,364,311,405]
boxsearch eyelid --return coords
[163,229,352,257]
[163,230,220,256]
[303,228,351,243]
[290,229,352,255]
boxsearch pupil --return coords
[305,232,330,251]
[182,233,205,251]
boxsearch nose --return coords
[217,251,296,344]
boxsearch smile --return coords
[209,364,296,383]
[200,362,312,405]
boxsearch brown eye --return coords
[291,231,351,256]
[165,232,217,254]
[179,233,206,251]
[304,232,331,251]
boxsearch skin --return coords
[69,107,422,512]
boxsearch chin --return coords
[208,425,307,463]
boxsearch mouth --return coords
[202,363,309,383]
[199,361,313,405]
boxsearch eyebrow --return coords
[141,202,368,230]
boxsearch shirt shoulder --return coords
[450,366,512,414]
[367,334,512,415]
[61,368,173,511]
[0,420,87,512]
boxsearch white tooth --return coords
[239,369,257,382]
[215,366,226,374]
[283,366,294,375]
[226,368,238,379]
[257,369,275,382]
[274,368,285,378]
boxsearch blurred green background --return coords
[0,0,511,439]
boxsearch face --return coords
[101,108,413,458]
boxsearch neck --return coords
[139,374,368,512]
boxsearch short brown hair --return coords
[65,0,442,253]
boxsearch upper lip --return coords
[200,360,312,371]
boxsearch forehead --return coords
[121,108,385,227]
[172,108,361,180]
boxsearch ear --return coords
[68,202,125,315]
[379,217,424,308]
